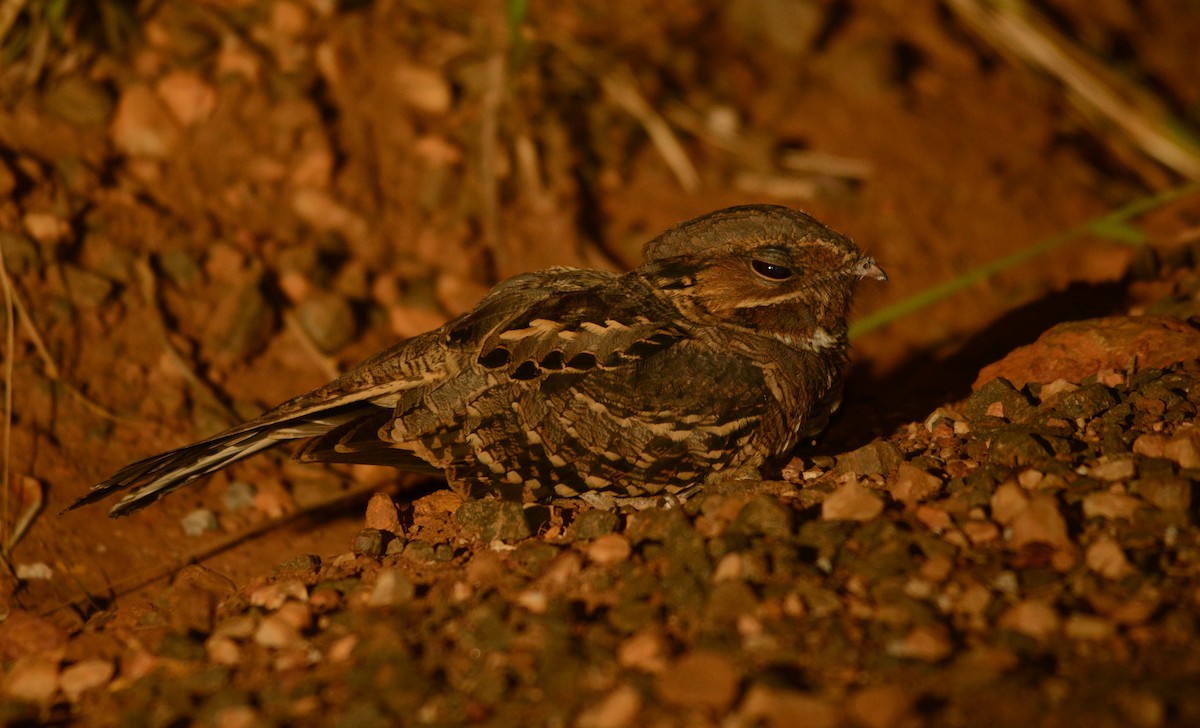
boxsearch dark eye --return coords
[751,259,794,280]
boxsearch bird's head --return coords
[639,205,885,351]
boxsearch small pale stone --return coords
[365,493,403,534]
[23,212,71,244]
[1164,428,1200,469]
[962,519,1000,544]
[206,635,241,666]
[4,658,58,702]
[1082,492,1143,520]
[822,480,884,521]
[394,65,452,113]
[1138,478,1192,511]
[887,624,952,662]
[155,70,216,126]
[914,505,953,532]
[181,508,220,536]
[1132,434,1167,458]
[1086,536,1133,579]
[110,85,179,158]
[249,579,309,610]
[990,481,1028,525]
[215,705,259,728]
[618,632,668,673]
[369,569,415,606]
[889,463,942,505]
[1009,495,1072,551]
[515,590,548,614]
[254,614,304,649]
[1088,458,1136,482]
[328,635,358,663]
[576,684,642,728]
[739,685,839,728]
[999,600,1060,641]
[587,534,632,565]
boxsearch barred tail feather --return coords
[67,430,282,517]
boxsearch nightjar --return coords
[71,205,885,517]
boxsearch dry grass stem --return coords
[602,68,700,193]
[944,0,1200,180]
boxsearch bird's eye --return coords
[751,259,794,280]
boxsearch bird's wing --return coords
[71,267,619,516]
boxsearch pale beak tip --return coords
[856,256,888,282]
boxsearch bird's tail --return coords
[65,407,369,517]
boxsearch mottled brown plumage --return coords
[71,205,885,517]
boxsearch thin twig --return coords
[849,180,1200,338]
[1,233,14,544]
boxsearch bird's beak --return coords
[853,256,888,281]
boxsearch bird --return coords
[69,204,886,517]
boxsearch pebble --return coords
[738,685,840,728]
[455,499,532,543]
[222,481,258,512]
[205,635,241,666]
[1082,491,1143,520]
[964,377,1034,422]
[393,65,452,114]
[249,579,309,610]
[155,69,216,126]
[181,508,220,536]
[368,569,415,607]
[272,554,322,581]
[14,562,52,580]
[729,495,793,538]
[352,528,389,558]
[1136,477,1192,511]
[887,625,953,662]
[821,480,884,521]
[571,509,620,539]
[295,290,356,354]
[889,463,943,505]
[587,534,632,565]
[834,440,901,476]
[4,657,59,703]
[110,84,181,159]
[993,602,1060,642]
[364,492,403,534]
[254,611,306,650]
[59,660,115,702]
[1164,428,1200,469]
[1009,494,1073,552]
[0,610,69,659]
[1086,536,1133,579]
[576,684,642,728]
[1064,613,1115,641]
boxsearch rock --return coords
[1085,536,1133,579]
[1136,477,1192,511]
[248,579,309,610]
[963,377,1034,422]
[655,650,739,711]
[886,624,953,662]
[576,684,642,728]
[272,554,321,581]
[1164,427,1200,469]
[1082,491,1142,520]
[988,428,1053,468]
[181,508,220,536]
[998,600,1060,641]
[835,440,902,476]
[23,212,72,245]
[222,480,258,512]
[571,509,620,539]
[455,499,532,543]
[155,70,216,126]
[739,685,840,728]
[1088,458,1136,481]
[393,65,452,114]
[364,493,403,535]
[975,315,1200,389]
[1045,384,1117,420]
[110,85,180,158]
[168,564,238,635]
[59,660,115,702]
[3,657,59,703]
[821,480,884,521]
[1009,494,1073,553]
[1063,613,1115,641]
[587,534,632,565]
[990,481,1028,525]
[351,529,389,558]
[889,463,943,505]
[368,569,415,606]
[728,495,793,537]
